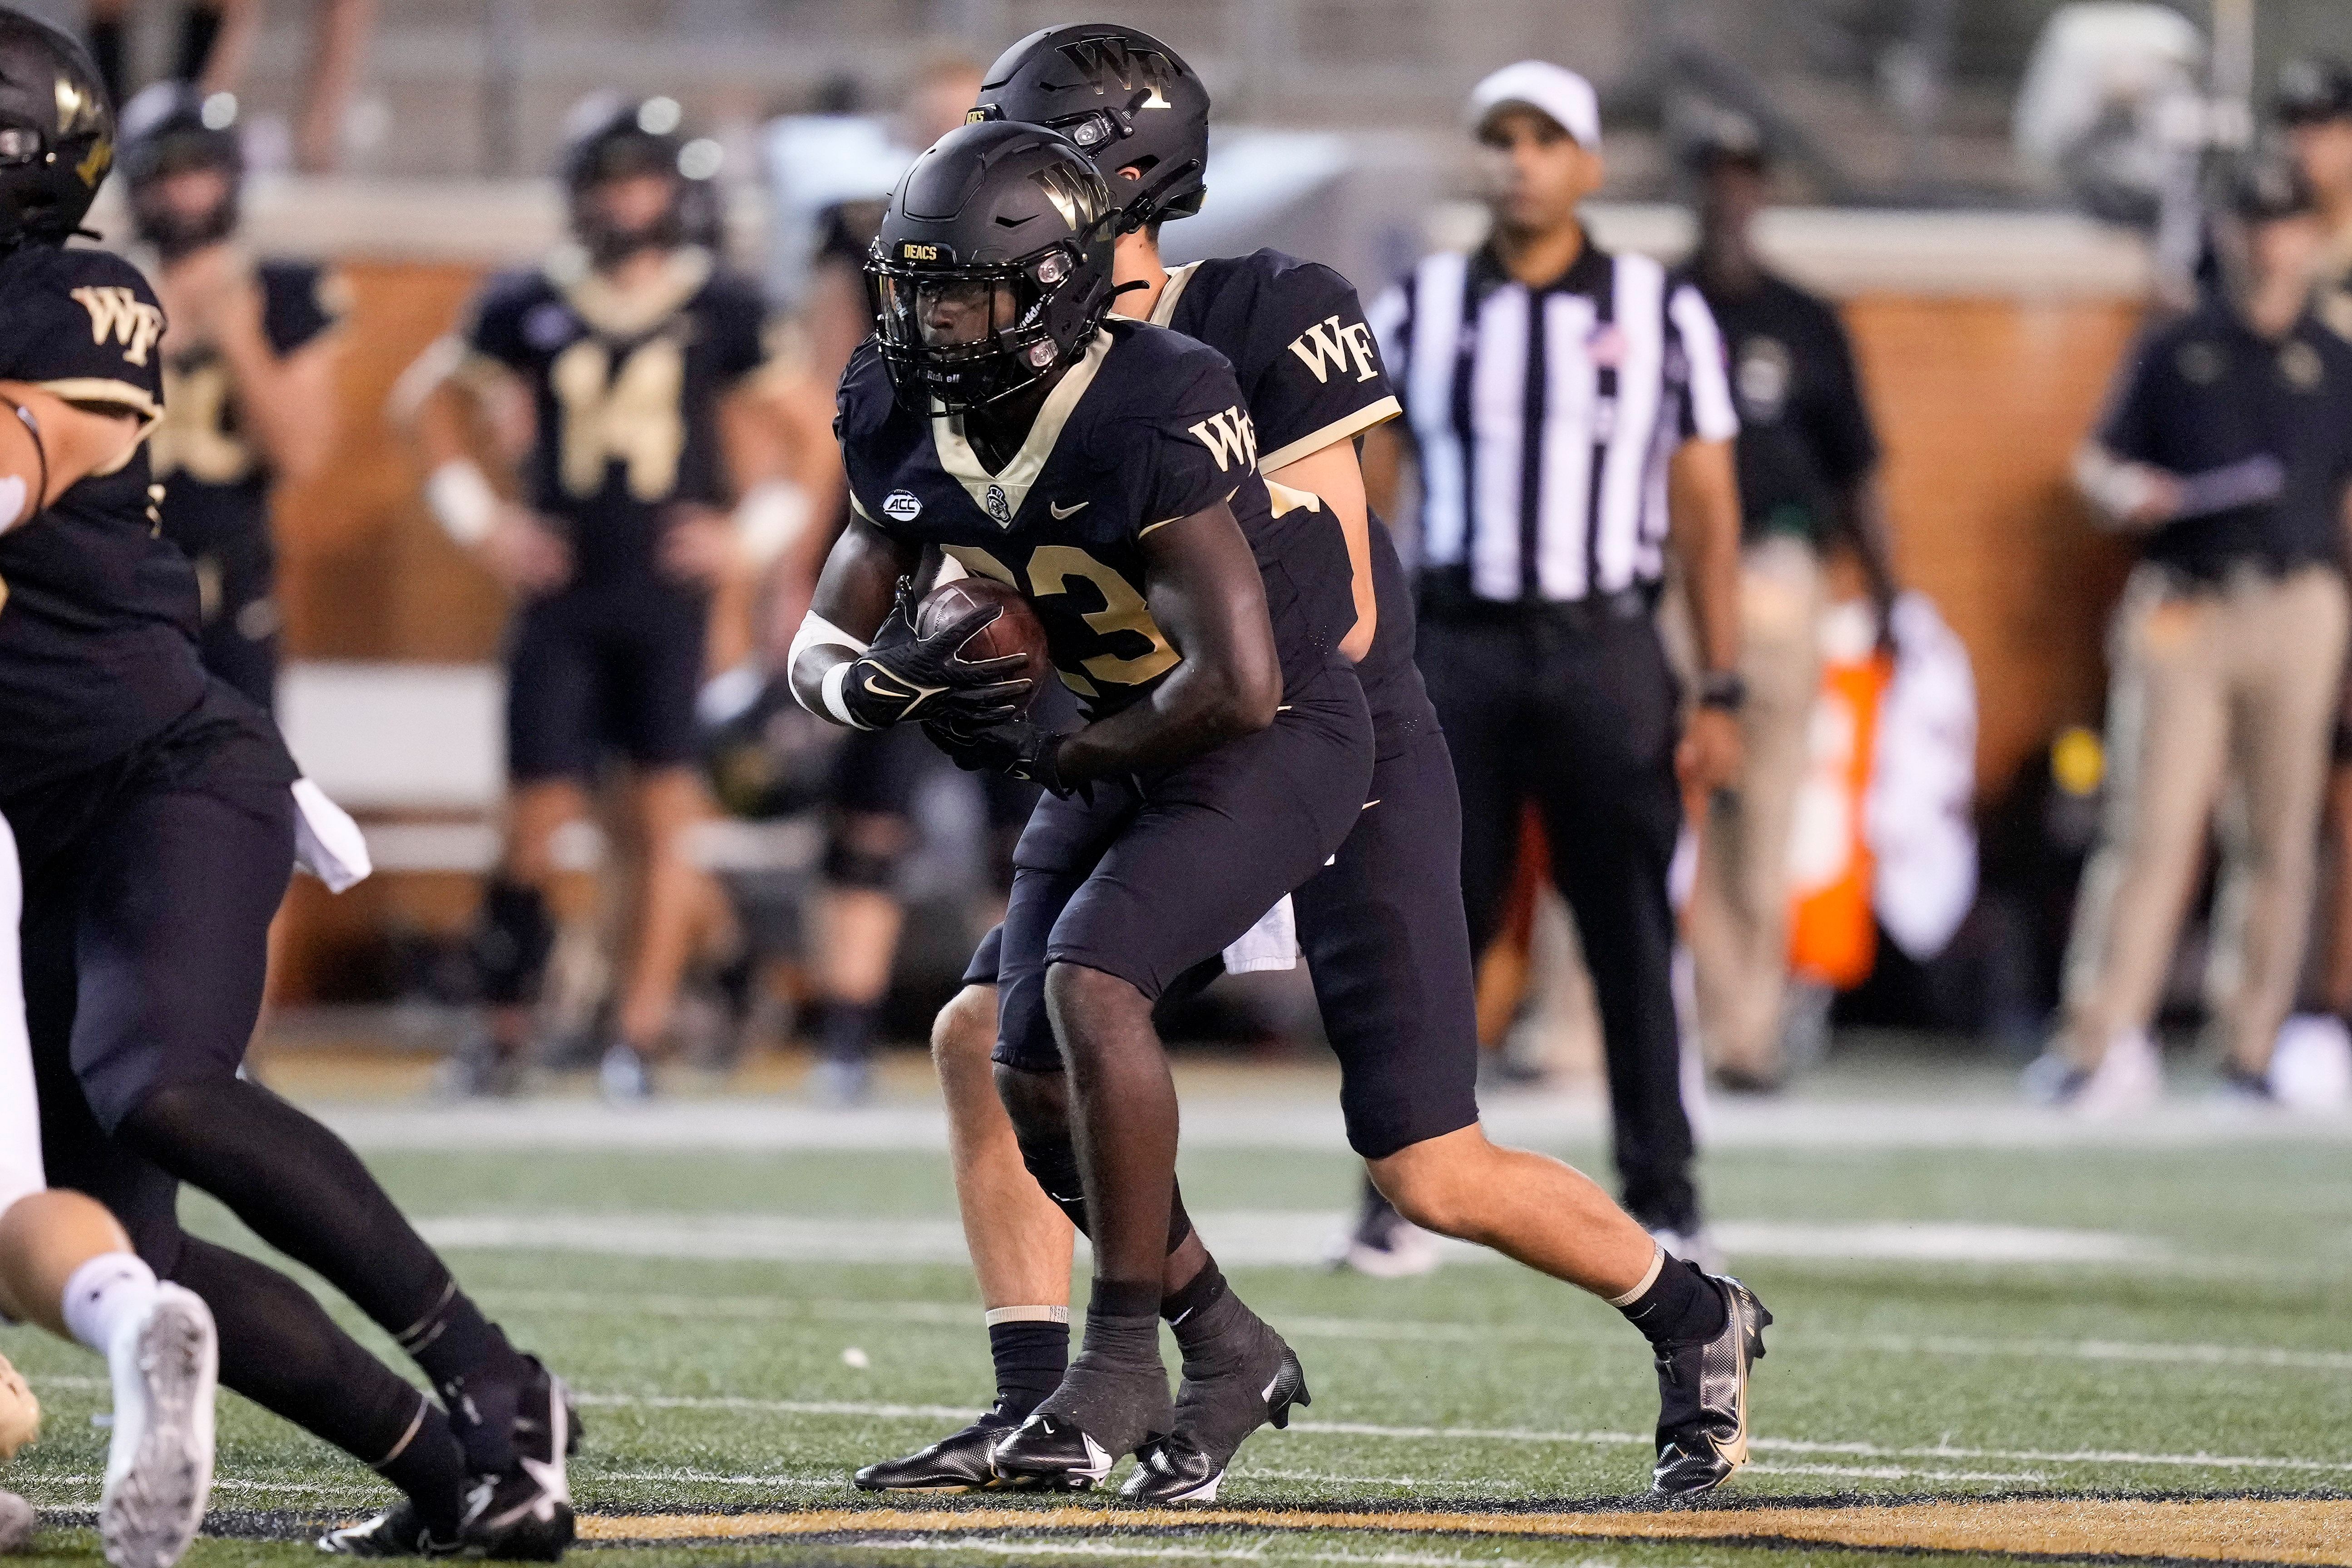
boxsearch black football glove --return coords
[840,580,1032,731]
[924,711,1081,799]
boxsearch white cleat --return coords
[2026,1030,2162,1119]
[2268,1015,2352,1112]
[0,1489,35,1554]
[101,1283,217,1568]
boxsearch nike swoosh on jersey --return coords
[1048,500,1090,519]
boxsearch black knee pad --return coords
[1014,1132,1092,1236]
[472,878,553,1006]
[822,836,903,892]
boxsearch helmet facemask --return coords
[868,236,1102,413]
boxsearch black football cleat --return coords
[990,1349,1172,1492]
[854,1410,1033,1493]
[455,1359,574,1560]
[1650,1273,1772,1499]
[316,1500,462,1558]
[1120,1301,1310,1505]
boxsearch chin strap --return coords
[1119,157,1204,233]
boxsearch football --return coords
[916,575,1051,708]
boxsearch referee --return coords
[1368,61,1746,1252]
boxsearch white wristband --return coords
[425,459,499,547]
[733,479,814,569]
[818,659,872,729]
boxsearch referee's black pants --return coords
[1417,602,1699,1234]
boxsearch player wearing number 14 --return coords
[404,95,798,1097]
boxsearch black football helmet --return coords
[866,120,1117,414]
[970,24,1208,233]
[119,80,242,258]
[559,94,723,264]
[0,6,112,257]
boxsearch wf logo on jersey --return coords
[985,483,1012,526]
[1288,316,1380,385]
[71,286,165,368]
[1187,405,1258,473]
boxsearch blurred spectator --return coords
[400,98,795,1100]
[122,81,344,711]
[1366,62,1744,1257]
[87,0,373,174]
[1675,114,1896,1094]
[2030,154,2352,1114]
[2278,57,2352,336]
[2277,59,2352,1053]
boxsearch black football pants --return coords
[1416,605,1700,1234]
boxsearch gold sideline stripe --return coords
[576,1496,2352,1564]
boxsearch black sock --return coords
[987,1315,1069,1421]
[820,1000,879,1062]
[120,1080,532,1469]
[166,1236,465,1537]
[373,1397,469,1541]
[1617,1255,1727,1347]
[1088,1278,1160,1323]
[1159,1258,1226,1329]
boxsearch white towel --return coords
[292,778,373,893]
[1221,895,1298,974]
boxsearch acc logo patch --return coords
[882,490,923,522]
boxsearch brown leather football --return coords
[916,575,1051,709]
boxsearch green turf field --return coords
[3,1064,2348,1567]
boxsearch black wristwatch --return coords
[1697,671,1748,714]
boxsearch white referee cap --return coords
[1466,60,1601,148]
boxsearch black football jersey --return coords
[0,243,212,795]
[1150,250,1425,750]
[462,248,768,585]
[836,319,1355,721]
[149,257,346,557]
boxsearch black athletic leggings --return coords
[22,772,457,1474]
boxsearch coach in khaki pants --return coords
[2032,156,2352,1115]
[1676,119,1895,1092]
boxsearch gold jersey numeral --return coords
[941,541,1180,691]
[549,335,687,502]
[151,361,254,485]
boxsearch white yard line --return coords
[471,1287,2352,1374]
[420,1212,2185,1270]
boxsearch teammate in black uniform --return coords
[119,81,343,711]
[793,117,1379,1494]
[407,96,798,1099]
[0,9,574,1558]
[851,25,1772,1505]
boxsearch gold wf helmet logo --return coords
[901,242,940,261]
[1058,38,1178,106]
[70,286,165,368]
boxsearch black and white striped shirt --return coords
[1369,241,1738,603]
